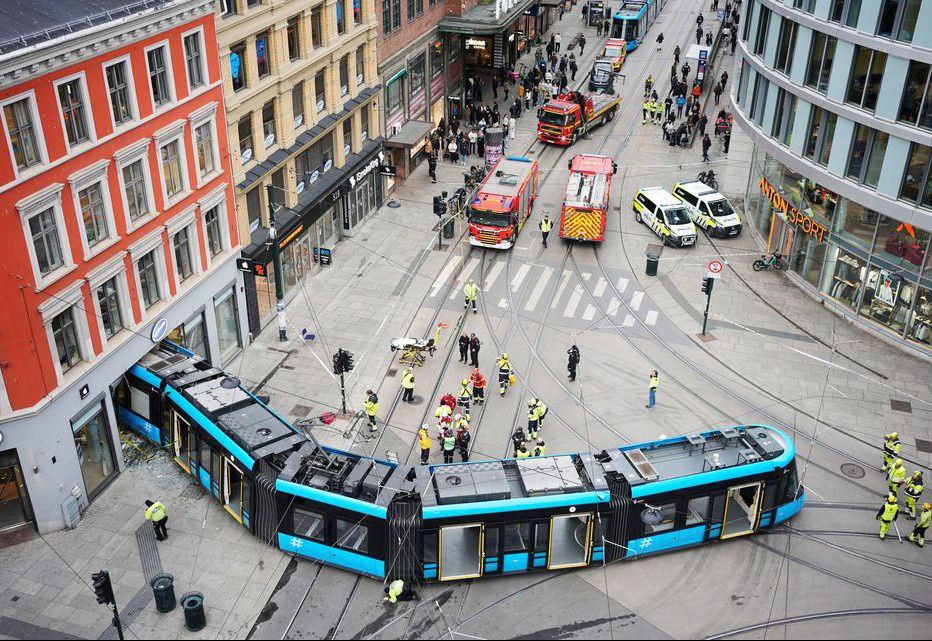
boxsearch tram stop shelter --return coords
[384,120,434,179]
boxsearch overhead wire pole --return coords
[266,184,288,342]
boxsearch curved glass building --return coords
[732,0,932,358]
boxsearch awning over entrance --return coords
[383,120,434,148]
[439,0,538,34]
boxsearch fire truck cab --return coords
[468,156,540,249]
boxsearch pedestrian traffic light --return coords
[433,195,446,217]
[701,277,714,295]
[338,348,355,373]
[92,570,114,605]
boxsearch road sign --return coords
[707,259,724,279]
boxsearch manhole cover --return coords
[891,399,912,413]
[291,404,312,417]
[916,438,932,454]
[841,463,866,479]
[387,200,401,208]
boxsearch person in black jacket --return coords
[458,333,470,363]
[469,333,481,368]
[567,345,580,381]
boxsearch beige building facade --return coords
[216,0,383,330]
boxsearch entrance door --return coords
[548,513,593,569]
[720,482,764,539]
[172,412,193,473]
[0,451,33,532]
[439,524,484,580]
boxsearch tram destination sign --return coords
[757,177,828,244]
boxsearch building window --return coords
[230,42,247,91]
[122,159,151,222]
[221,0,238,16]
[173,227,194,284]
[315,69,326,112]
[354,0,363,24]
[356,45,366,84]
[340,56,349,96]
[215,287,241,362]
[382,0,392,35]
[204,205,224,257]
[804,33,837,94]
[829,0,862,26]
[898,60,931,130]
[292,82,305,127]
[97,277,124,339]
[770,88,796,147]
[877,0,921,42]
[407,0,415,19]
[431,40,443,78]
[311,5,323,47]
[57,78,90,147]
[337,0,346,34]
[343,118,352,155]
[392,0,401,29]
[295,132,333,186]
[238,115,254,163]
[78,183,110,249]
[410,53,425,95]
[262,100,276,147]
[137,250,162,309]
[750,75,768,126]
[160,139,186,199]
[287,16,301,61]
[3,97,42,170]
[146,45,172,106]
[386,79,404,117]
[361,106,369,140]
[105,61,134,126]
[752,7,771,57]
[51,308,82,373]
[256,31,270,78]
[29,207,65,277]
[792,0,815,12]
[846,46,886,112]
[773,20,797,75]
[183,31,205,90]
[804,107,836,166]
[246,187,263,230]
[900,143,932,208]
[846,125,888,188]
[194,120,217,179]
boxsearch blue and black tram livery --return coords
[118,344,805,583]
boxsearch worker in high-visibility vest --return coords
[909,503,931,547]
[457,379,472,417]
[876,494,899,540]
[144,500,168,541]
[401,369,415,403]
[888,459,908,496]
[539,215,553,248]
[905,471,923,518]
[497,354,513,396]
[882,432,901,472]
[464,279,479,313]
[516,443,531,459]
[646,371,659,408]
[533,439,547,457]
[417,425,431,464]
[383,579,418,603]
[363,390,379,432]
[469,368,487,405]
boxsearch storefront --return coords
[0,450,34,536]
[745,147,932,355]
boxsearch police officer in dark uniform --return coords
[458,332,470,363]
[567,344,580,381]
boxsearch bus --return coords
[611,0,660,51]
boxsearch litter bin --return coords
[646,252,660,277]
[150,574,176,613]
[181,592,206,632]
[443,217,455,239]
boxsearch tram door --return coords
[172,412,194,474]
[720,482,764,539]
[548,513,593,569]
[439,524,484,580]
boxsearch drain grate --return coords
[291,404,312,417]
[891,399,912,413]
[916,438,932,454]
[840,463,866,479]
[386,368,398,377]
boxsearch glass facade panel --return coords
[215,286,241,362]
[73,404,116,497]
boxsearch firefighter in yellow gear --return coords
[533,439,547,457]
[876,494,899,540]
[401,369,415,403]
[904,471,923,518]
[642,99,651,124]
[363,390,379,432]
[909,503,931,547]
[417,425,431,464]
[497,354,513,396]
[651,99,663,124]
[464,279,479,313]
[539,215,553,248]
[516,443,531,459]
[888,459,907,495]
[527,400,541,439]
[882,432,901,471]
[457,379,472,416]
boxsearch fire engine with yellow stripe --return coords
[558,154,617,242]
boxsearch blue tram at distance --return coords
[117,344,805,583]
[611,0,662,51]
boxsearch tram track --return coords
[704,608,923,640]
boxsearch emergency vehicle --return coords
[537,91,620,146]
[671,181,743,238]
[559,154,617,242]
[601,38,627,70]
[633,187,697,247]
[468,156,540,249]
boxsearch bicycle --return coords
[697,170,718,190]
[752,252,783,271]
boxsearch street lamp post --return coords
[266,184,287,342]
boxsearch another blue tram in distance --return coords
[118,344,805,582]
[611,0,662,51]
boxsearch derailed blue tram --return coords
[118,343,805,582]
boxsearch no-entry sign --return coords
[707,259,724,279]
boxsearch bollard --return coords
[443,218,456,239]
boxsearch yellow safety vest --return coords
[534,444,547,456]
[540,218,553,232]
[905,481,923,498]
[649,375,659,390]
[465,282,478,300]
[388,579,404,603]
[889,466,907,485]
[880,502,899,522]
[364,399,379,417]
[516,449,531,459]
[498,359,512,374]
[402,371,415,389]
[918,509,932,529]
[145,502,166,522]
[884,438,901,455]
[418,430,431,449]
[458,384,471,399]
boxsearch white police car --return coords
[672,181,742,238]
[633,187,697,247]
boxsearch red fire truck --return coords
[537,91,621,146]
[468,156,541,249]
[559,154,617,242]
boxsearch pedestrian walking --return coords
[720,70,729,88]
[676,94,686,119]
[656,32,664,50]
[464,278,478,313]
[555,33,562,53]
[681,61,691,81]
[713,82,723,104]
[696,25,703,44]
[697,14,704,27]
[567,344,580,381]
[447,138,458,163]
[603,18,610,36]
[570,58,578,81]
[497,353,513,396]
[664,95,673,120]
[646,370,659,408]
[418,425,431,464]
[723,130,731,154]
[702,134,712,162]
[905,471,924,518]
[730,33,738,54]
[673,44,681,66]
[642,97,650,124]
[705,31,713,46]
[427,152,437,183]
[909,503,931,547]
[401,368,415,402]
[527,400,541,440]
[596,18,603,36]
[144,500,168,541]
[882,431,901,471]
[470,368,487,404]
[876,494,899,540]
[888,459,908,495]
[469,333,481,368]
[364,390,379,432]
[579,34,586,55]
[699,113,708,136]
[540,214,553,247]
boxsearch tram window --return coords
[710,493,726,523]
[780,464,799,503]
[645,503,676,534]
[293,508,326,541]
[763,483,778,511]
[685,496,710,526]
[592,514,604,544]
[335,518,368,553]
[484,527,500,556]
[172,413,194,472]
[503,523,531,552]
[534,522,550,551]
[198,438,214,476]
[129,385,151,420]
[423,532,438,563]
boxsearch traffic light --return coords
[92,570,114,605]
[433,195,447,217]
[332,352,343,375]
[701,277,714,295]
[338,348,355,373]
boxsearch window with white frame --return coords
[96,276,124,339]
[172,226,195,284]
[57,78,91,147]
[137,250,162,309]
[78,182,111,250]
[121,158,152,223]
[147,44,173,107]
[18,185,74,288]
[105,60,135,126]
[51,308,83,373]
[194,120,217,179]
[204,204,225,257]
[87,254,132,343]
[29,207,66,277]
[3,95,43,171]
[183,31,206,90]
[159,138,187,200]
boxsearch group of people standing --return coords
[875,431,930,547]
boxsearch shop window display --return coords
[820,246,865,310]
[906,284,932,345]
[859,264,914,334]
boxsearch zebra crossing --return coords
[425,254,666,331]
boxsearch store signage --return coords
[465,38,488,50]
[319,247,332,266]
[379,163,397,176]
[350,157,379,188]
[757,177,828,243]
[279,224,304,249]
[150,318,170,343]
[79,384,90,399]
[237,257,267,276]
